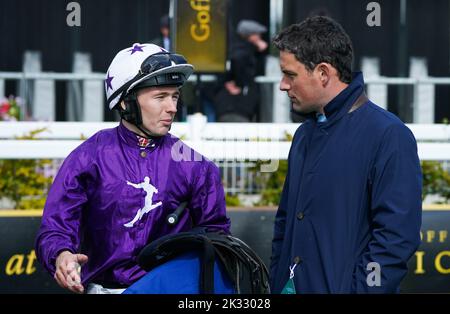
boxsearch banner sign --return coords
[0,210,449,293]
[172,0,228,73]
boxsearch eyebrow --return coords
[282,69,297,76]
[154,91,180,97]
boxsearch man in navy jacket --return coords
[270,16,422,293]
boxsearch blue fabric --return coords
[315,113,327,123]
[270,72,422,293]
[122,252,235,294]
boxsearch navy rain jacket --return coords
[270,72,422,293]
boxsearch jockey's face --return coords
[136,86,179,137]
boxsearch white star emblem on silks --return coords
[124,176,162,228]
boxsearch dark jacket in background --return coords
[214,38,265,121]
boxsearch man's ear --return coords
[316,63,331,87]
[120,100,127,110]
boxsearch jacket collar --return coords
[118,121,164,149]
[294,72,365,128]
[321,71,365,127]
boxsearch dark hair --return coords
[160,15,169,28]
[273,16,353,83]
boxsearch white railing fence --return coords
[1,119,449,194]
[1,53,450,124]
[0,119,449,161]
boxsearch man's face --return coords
[161,27,170,38]
[137,86,179,136]
[279,50,323,114]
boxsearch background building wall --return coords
[1,0,448,122]
[282,0,450,122]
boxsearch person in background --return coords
[214,19,268,122]
[151,15,171,51]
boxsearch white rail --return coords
[0,121,449,161]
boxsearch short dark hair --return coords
[160,15,169,28]
[273,16,353,83]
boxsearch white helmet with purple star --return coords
[105,43,194,110]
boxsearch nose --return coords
[166,98,178,114]
[279,77,290,92]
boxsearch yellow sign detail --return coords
[175,0,227,73]
[190,0,211,42]
[435,251,450,274]
[5,250,37,276]
[414,251,426,274]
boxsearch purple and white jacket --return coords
[35,122,230,287]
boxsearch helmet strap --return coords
[118,91,155,139]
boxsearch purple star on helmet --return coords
[105,72,114,91]
[128,44,145,55]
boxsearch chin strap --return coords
[117,92,155,139]
[135,124,156,139]
[118,91,172,139]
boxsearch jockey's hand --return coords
[54,250,88,294]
